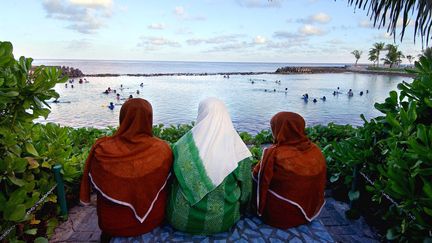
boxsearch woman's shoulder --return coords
[149,136,172,151]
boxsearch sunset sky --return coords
[0,0,425,63]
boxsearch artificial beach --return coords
[40,64,408,132]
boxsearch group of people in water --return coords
[80,97,326,242]
[302,87,370,103]
[65,78,89,89]
[102,83,146,110]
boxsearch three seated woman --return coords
[79,97,326,241]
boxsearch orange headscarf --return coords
[80,98,173,223]
[253,112,326,222]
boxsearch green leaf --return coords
[7,175,26,187]
[385,112,401,129]
[25,143,39,157]
[348,190,360,201]
[424,207,432,216]
[24,228,38,235]
[330,174,339,183]
[386,227,400,240]
[407,101,417,122]
[5,204,26,221]
[417,125,428,144]
[422,179,432,198]
[2,91,19,97]
[425,98,432,108]
[34,237,49,243]
[12,157,28,173]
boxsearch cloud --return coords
[299,25,325,36]
[207,42,252,52]
[138,36,181,51]
[374,32,393,40]
[273,31,302,39]
[296,12,331,24]
[254,36,266,44]
[69,0,112,8]
[173,6,206,21]
[327,39,345,45]
[186,34,244,45]
[174,6,185,16]
[359,19,373,28]
[311,13,331,23]
[148,23,166,30]
[42,0,113,34]
[236,0,282,8]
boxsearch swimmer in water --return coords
[128,95,133,99]
[136,90,140,95]
[313,98,317,103]
[116,93,120,100]
[108,102,115,110]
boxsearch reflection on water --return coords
[37,73,410,133]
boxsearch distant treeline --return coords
[275,66,347,74]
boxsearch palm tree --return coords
[346,0,432,44]
[421,47,432,60]
[372,42,385,66]
[368,49,378,66]
[382,44,404,68]
[406,55,415,64]
[351,50,362,66]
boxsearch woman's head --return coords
[117,98,153,138]
[270,112,309,146]
[196,97,231,124]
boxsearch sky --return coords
[0,0,426,63]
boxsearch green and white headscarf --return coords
[173,97,252,205]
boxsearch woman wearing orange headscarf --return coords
[253,112,326,228]
[79,98,173,241]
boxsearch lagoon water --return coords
[34,60,410,133]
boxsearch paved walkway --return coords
[50,194,379,242]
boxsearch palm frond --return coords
[346,0,432,45]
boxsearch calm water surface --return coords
[38,72,410,133]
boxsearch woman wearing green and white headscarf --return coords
[166,97,252,234]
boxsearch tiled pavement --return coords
[50,195,379,243]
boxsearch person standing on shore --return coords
[253,112,326,229]
[166,97,252,234]
[79,98,173,242]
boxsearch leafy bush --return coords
[324,55,432,241]
[0,41,68,241]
